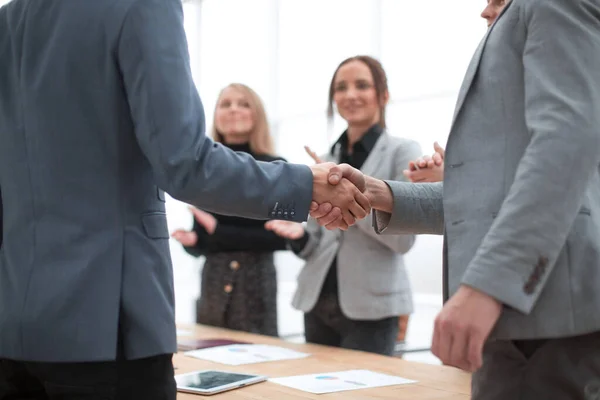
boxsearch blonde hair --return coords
[211,83,275,156]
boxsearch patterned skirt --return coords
[196,251,278,337]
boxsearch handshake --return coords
[306,162,391,230]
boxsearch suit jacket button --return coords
[224,284,233,293]
[229,261,240,271]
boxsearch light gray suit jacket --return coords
[0,0,312,362]
[374,0,600,340]
[293,133,421,320]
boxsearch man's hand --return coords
[404,142,445,183]
[189,206,217,234]
[309,162,370,230]
[431,285,502,372]
[313,164,394,229]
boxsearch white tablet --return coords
[175,370,267,396]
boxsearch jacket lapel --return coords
[449,0,513,130]
[326,132,387,176]
[360,132,388,176]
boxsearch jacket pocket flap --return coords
[142,213,169,239]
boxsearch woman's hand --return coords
[171,229,198,246]
[189,206,217,235]
[403,141,445,183]
[264,220,305,240]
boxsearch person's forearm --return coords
[366,176,394,213]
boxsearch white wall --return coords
[169,0,488,327]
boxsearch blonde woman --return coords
[172,84,286,336]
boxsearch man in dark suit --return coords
[0,0,367,398]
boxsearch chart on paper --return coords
[185,344,309,365]
[270,369,417,394]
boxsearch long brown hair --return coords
[327,55,389,128]
[211,83,275,155]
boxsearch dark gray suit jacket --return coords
[0,0,312,362]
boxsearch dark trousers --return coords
[472,330,600,400]
[0,325,175,400]
[304,292,399,356]
[0,354,175,400]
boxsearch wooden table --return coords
[174,325,471,399]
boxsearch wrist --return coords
[366,176,394,213]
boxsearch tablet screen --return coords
[176,371,259,390]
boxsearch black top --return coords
[183,142,288,257]
[291,124,383,295]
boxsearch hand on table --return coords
[431,285,502,372]
[403,141,445,183]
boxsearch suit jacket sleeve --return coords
[461,0,600,314]
[116,0,312,221]
[355,139,422,253]
[372,182,445,236]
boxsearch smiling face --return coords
[332,60,386,128]
[214,86,255,142]
[481,0,508,27]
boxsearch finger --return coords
[416,157,428,168]
[264,221,276,230]
[310,201,319,212]
[435,317,454,368]
[315,207,342,226]
[432,153,443,166]
[304,146,323,163]
[467,329,485,372]
[324,215,347,231]
[449,324,469,370]
[426,158,436,169]
[309,202,333,219]
[328,164,365,191]
[404,170,428,183]
[189,207,206,223]
[341,210,356,229]
[349,192,370,220]
[407,161,419,171]
[434,141,445,158]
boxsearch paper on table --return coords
[185,344,310,366]
[176,329,193,336]
[269,369,417,394]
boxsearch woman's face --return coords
[214,87,255,140]
[332,60,383,128]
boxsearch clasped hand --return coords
[308,162,370,230]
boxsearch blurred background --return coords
[167,0,487,363]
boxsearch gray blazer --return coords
[374,0,600,340]
[0,0,312,362]
[293,133,421,320]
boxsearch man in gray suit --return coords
[0,0,367,398]
[323,0,600,398]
